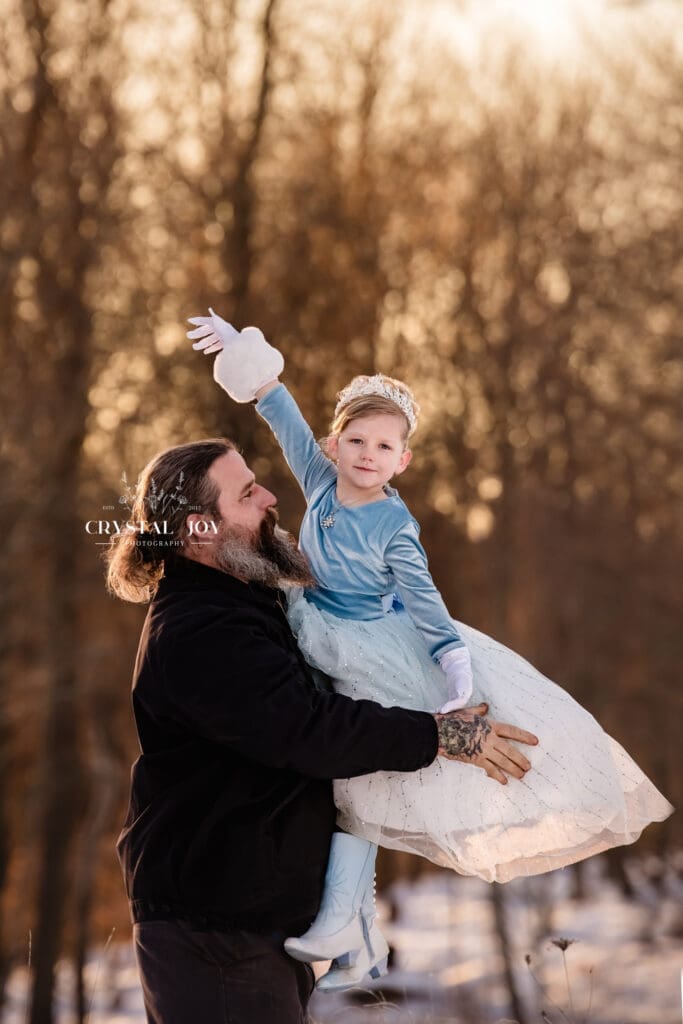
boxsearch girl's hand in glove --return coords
[187,308,284,403]
[438,647,474,713]
[187,307,239,354]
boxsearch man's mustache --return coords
[265,505,279,527]
[212,505,314,588]
[258,506,279,544]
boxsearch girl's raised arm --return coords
[188,309,335,501]
[256,385,336,502]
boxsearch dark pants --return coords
[134,920,315,1024]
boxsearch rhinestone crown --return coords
[334,374,418,434]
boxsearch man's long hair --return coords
[105,439,235,603]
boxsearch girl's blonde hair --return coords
[329,375,419,446]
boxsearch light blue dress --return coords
[257,383,464,661]
[257,385,673,882]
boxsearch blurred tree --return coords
[1,0,125,1017]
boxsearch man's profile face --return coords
[210,450,277,537]
[183,449,314,586]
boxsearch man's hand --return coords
[434,702,538,785]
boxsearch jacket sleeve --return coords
[384,519,466,662]
[256,383,337,501]
[162,608,438,779]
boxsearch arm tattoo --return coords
[437,713,491,760]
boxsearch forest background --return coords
[0,0,680,1021]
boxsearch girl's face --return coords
[327,413,412,494]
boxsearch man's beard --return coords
[214,508,316,589]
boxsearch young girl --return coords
[188,311,673,992]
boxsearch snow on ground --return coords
[3,855,682,1023]
[310,857,683,1024]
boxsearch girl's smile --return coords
[326,412,412,505]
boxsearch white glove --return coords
[187,308,284,403]
[438,647,473,713]
[187,307,239,353]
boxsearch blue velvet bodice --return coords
[256,384,464,661]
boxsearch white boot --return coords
[315,871,390,992]
[284,835,376,963]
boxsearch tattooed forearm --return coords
[437,713,492,760]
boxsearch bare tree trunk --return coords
[29,314,91,1024]
[0,451,15,1017]
[73,721,124,1024]
[29,653,84,1024]
[228,0,280,323]
[0,615,11,1014]
[23,0,116,1011]
[490,882,530,1024]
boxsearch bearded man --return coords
[108,438,537,1024]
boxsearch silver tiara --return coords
[334,374,418,433]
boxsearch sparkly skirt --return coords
[286,590,673,883]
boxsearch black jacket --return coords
[117,557,439,935]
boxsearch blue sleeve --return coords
[256,384,337,502]
[384,520,465,662]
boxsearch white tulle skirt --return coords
[287,591,673,883]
